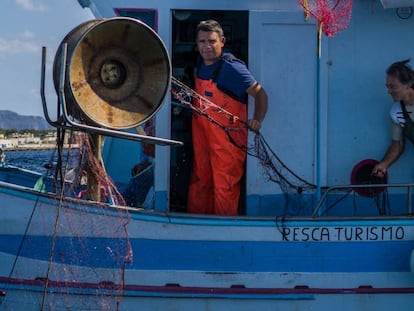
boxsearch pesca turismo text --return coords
[281,226,406,242]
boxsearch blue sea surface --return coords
[4,149,78,175]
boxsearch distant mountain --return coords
[0,110,53,131]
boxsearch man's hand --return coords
[372,162,387,178]
[247,119,262,132]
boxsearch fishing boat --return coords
[1,0,414,309]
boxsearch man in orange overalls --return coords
[187,20,268,216]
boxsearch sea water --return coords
[4,149,77,175]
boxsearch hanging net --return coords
[170,77,316,198]
[2,131,132,310]
[299,0,353,37]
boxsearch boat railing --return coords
[312,183,414,218]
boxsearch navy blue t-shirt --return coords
[197,53,256,103]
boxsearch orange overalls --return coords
[187,76,247,215]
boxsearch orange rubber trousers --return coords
[187,77,247,215]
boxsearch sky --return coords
[0,0,95,117]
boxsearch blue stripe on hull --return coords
[131,239,413,272]
[1,235,413,272]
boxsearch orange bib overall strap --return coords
[187,77,247,215]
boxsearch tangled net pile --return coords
[299,0,353,36]
[170,77,316,196]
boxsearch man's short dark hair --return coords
[387,59,414,87]
[196,20,224,38]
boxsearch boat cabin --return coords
[72,0,414,217]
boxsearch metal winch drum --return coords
[53,17,171,129]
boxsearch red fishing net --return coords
[299,0,353,36]
[170,77,316,195]
[2,132,132,310]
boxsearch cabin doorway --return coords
[170,10,249,213]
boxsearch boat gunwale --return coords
[0,177,413,227]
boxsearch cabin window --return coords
[115,9,157,30]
